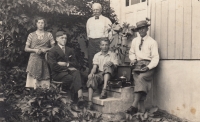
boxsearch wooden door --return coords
[120,0,148,26]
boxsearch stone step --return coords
[83,86,135,113]
[106,86,134,100]
[106,87,122,93]
[83,92,121,106]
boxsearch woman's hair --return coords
[34,16,47,29]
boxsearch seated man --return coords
[125,20,159,114]
[47,31,84,110]
[87,39,119,110]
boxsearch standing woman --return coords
[25,17,55,89]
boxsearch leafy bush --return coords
[76,108,102,122]
[0,66,27,122]
[0,0,114,74]
[17,84,73,122]
[0,100,21,122]
[0,66,26,93]
[124,107,187,122]
[0,0,114,121]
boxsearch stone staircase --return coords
[83,86,135,113]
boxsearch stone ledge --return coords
[106,87,122,93]
[83,86,134,106]
[92,96,121,106]
[83,92,121,106]
[83,86,135,113]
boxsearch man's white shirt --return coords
[86,15,112,38]
[129,35,159,69]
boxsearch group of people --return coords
[25,2,159,114]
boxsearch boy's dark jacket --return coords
[47,45,79,78]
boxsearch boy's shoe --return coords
[125,106,138,115]
[87,101,94,110]
[77,96,85,107]
[99,89,107,99]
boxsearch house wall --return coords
[150,0,200,59]
[150,0,200,121]
[110,0,121,22]
[153,60,200,121]
[111,0,200,121]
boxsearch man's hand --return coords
[140,66,149,72]
[88,73,94,79]
[104,61,114,67]
[68,67,77,71]
[57,62,69,67]
[130,59,137,66]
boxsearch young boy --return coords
[86,39,119,110]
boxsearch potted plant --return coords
[108,16,136,65]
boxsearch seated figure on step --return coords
[87,39,119,110]
[125,20,159,115]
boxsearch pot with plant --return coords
[108,18,136,65]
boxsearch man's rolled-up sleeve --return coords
[92,54,99,65]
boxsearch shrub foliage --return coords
[0,0,114,121]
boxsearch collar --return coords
[93,15,102,19]
[58,44,65,49]
[99,50,112,56]
[141,35,149,41]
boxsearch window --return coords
[126,0,147,6]
[131,0,140,5]
[126,0,129,6]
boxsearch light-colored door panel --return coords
[120,0,147,25]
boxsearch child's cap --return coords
[56,31,66,37]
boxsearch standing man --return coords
[86,2,112,71]
[125,20,159,114]
[47,31,84,111]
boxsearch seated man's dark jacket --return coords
[47,45,79,78]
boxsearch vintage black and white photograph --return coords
[0,0,199,121]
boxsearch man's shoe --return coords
[99,89,107,99]
[77,96,85,107]
[87,101,94,110]
[71,104,81,112]
[125,106,138,115]
[60,90,67,94]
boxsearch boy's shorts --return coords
[87,64,115,90]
